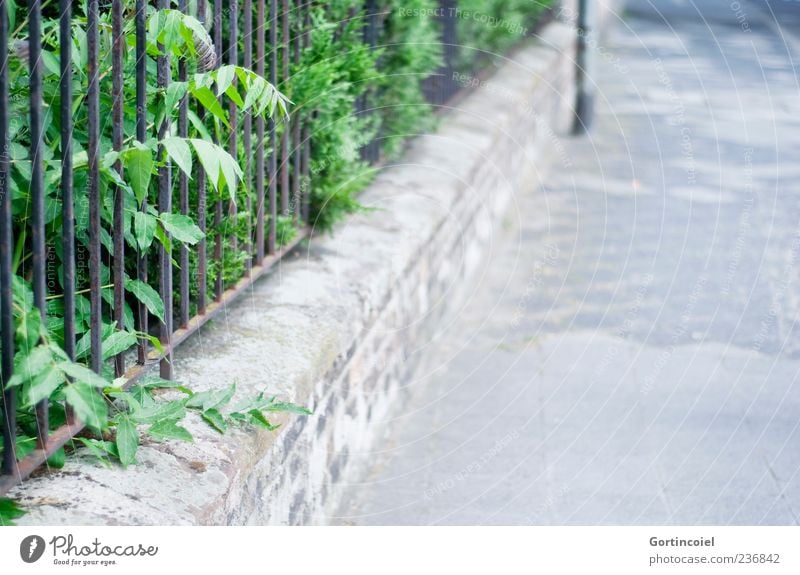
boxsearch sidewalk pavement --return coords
[333,0,800,525]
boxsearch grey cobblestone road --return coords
[334,0,800,525]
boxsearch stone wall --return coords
[11,18,579,525]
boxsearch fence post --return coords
[572,0,595,134]
[0,0,16,477]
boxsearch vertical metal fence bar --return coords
[196,0,209,314]
[178,0,190,328]
[301,1,311,222]
[60,0,75,370]
[255,0,266,264]
[112,0,125,377]
[157,0,174,379]
[572,0,594,134]
[291,0,301,222]
[29,0,49,447]
[228,1,239,253]
[88,0,102,375]
[0,0,16,476]
[280,0,290,217]
[213,0,224,300]
[243,0,253,273]
[446,0,458,101]
[364,0,377,163]
[268,0,278,253]
[441,0,457,103]
[355,4,364,138]
[60,0,76,428]
[135,0,149,365]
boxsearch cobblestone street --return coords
[335,0,800,525]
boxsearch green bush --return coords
[291,0,380,232]
[455,0,555,70]
[376,0,443,159]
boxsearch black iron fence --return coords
[0,0,558,494]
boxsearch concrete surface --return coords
[334,0,800,525]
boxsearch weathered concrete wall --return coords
[11,19,578,525]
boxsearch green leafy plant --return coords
[289,0,381,232]
[377,0,443,159]
[455,0,555,70]
[0,499,26,526]
[0,1,296,522]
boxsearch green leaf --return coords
[24,364,66,406]
[0,499,26,526]
[107,389,142,414]
[146,418,193,442]
[101,330,137,361]
[14,436,37,460]
[218,153,242,202]
[189,138,221,190]
[63,382,108,431]
[186,383,235,411]
[133,211,157,252]
[74,324,115,361]
[165,82,188,116]
[201,408,227,433]
[75,438,116,467]
[215,65,235,97]
[187,108,212,140]
[242,76,266,111]
[141,333,165,356]
[15,307,44,352]
[46,447,66,469]
[115,414,139,467]
[159,212,205,245]
[122,143,154,205]
[12,275,34,311]
[248,409,280,430]
[140,376,192,394]
[130,400,186,425]
[224,83,245,108]
[154,223,172,254]
[7,345,53,388]
[189,85,229,128]
[125,279,165,324]
[162,137,193,178]
[181,14,211,47]
[265,401,312,415]
[58,362,109,389]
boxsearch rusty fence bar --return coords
[178,0,191,326]
[112,0,125,377]
[0,0,15,476]
[301,1,311,222]
[269,0,278,253]
[0,0,481,494]
[255,0,267,264]
[135,0,150,363]
[29,0,48,449]
[213,0,224,301]
[422,0,459,107]
[157,0,173,380]
[244,0,254,274]
[280,0,290,217]
[196,0,209,315]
